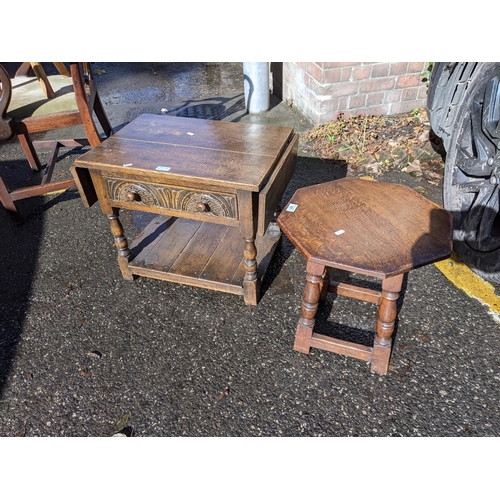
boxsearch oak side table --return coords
[71,114,298,305]
[278,178,453,374]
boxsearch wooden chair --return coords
[277,178,453,375]
[0,62,113,212]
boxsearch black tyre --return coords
[442,62,500,283]
[427,63,479,151]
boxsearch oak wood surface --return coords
[73,114,295,192]
[128,216,280,293]
[278,177,453,374]
[278,178,453,277]
[258,133,298,236]
[73,114,297,304]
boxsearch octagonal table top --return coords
[277,178,453,278]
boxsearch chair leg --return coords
[93,95,113,138]
[371,273,404,375]
[0,175,17,212]
[17,133,42,171]
[294,261,325,354]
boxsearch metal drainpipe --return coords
[243,62,270,114]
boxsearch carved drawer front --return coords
[103,177,238,220]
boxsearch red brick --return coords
[384,89,403,103]
[390,62,408,76]
[359,77,395,93]
[352,65,371,81]
[371,63,390,78]
[329,81,359,98]
[391,100,426,114]
[366,92,385,106]
[402,87,419,101]
[395,74,422,88]
[322,68,341,84]
[319,62,358,68]
[349,93,367,109]
[364,104,391,115]
[305,62,322,82]
[408,62,427,73]
[334,109,355,121]
[316,62,338,69]
[341,67,352,82]
[326,97,340,111]
[419,86,429,100]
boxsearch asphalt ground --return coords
[0,64,499,450]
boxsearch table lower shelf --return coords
[128,216,281,296]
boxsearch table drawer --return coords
[257,133,298,236]
[103,176,239,221]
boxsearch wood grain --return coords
[279,177,453,374]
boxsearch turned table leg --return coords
[371,273,404,375]
[107,207,133,280]
[243,236,259,305]
[294,261,325,353]
[238,190,260,305]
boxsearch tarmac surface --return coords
[0,62,499,437]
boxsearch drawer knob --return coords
[125,190,138,202]
[196,202,208,212]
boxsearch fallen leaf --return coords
[114,412,131,432]
[78,369,92,379]
[406,161,422,173]
[418,131,429,142]
[216,388,230,402]
[87,350,102,359]
[418,333,431,343]
[16,426,26,437]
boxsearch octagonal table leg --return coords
[371,273,404,374]
[294,261,325,353]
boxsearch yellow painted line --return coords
[42,189,68,196]
[435,252,500,322]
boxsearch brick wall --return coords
[280,62,429,125]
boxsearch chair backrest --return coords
[0,62,114,213]
[1,62,112,146]
[0,65,14,140]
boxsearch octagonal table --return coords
[278,178,453,374]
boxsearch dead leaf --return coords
[418,333,431,343]
[418,131,429,142]
[406,161,422,174]
[78,369,92,379]
[216,388,230,402]
[114,412,131,432]
[87,350,102,359]
[16,426,26,437]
